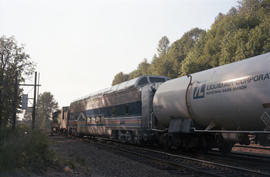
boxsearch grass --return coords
[0,126,90,176]
[0,126,55,173]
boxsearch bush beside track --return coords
[0,126,56,174]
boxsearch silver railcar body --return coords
[153,52,270,131]
[69,75,168,138]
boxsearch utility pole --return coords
[0,76,2,129]
[12,71,18,129]
[20,72,41,130]
[31,72,37,130]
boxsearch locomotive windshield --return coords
[138,77,148,86]
[149,77,166,83]
[137,76,167,86]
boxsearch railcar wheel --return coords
[219,142,233,154]
[160,133,169,150]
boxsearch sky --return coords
[1,0,238,107]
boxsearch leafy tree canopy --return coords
[36,92,58,131]
[0,36,34,128]
[112,0,270,85]
[112,72,129,86]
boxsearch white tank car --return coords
[153,53,270,131]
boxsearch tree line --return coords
[112,0,270,85]
[0,36,34,129]
[0,36,58,132]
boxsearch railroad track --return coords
[83,137,270,177]
[234,144,270,150]
[199,150,270,175]
[208,150,270,164]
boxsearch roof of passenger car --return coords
[72,75,168,103]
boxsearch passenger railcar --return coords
[51,110,61,134]
[68,75,168,143]
[52,107,69,135]
[60,106,69,134]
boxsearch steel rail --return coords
[88,138,222,177]
[113,145,223,177]
[137,147,270,177]
[86,136,270,177]
[193,129,270,134]
[234,144,270,150]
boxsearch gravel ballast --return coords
[45,136,184,177]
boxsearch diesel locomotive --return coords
[54,52,270,153]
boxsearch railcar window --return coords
[149,77,165,83]
[96,116,100,123]
[91,117,95,124]
[101,116,105,124]
[138,77,148,86]
[125,104,129,114]
[70,114,76,120]
[105,107,112,117]
[87,117,91,124]
[112,107,116,116]
[128,101,142,116]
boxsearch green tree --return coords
[182,0,270,75]
[128,59,151,80]
[128,70,140,80]
[137,59,151,75]
[0,36,34,129]
[150,54,171,77]
[150,36,172,77]
[36,92,58,131]
[157,36,170,56]
[167,28,205,77]
[112,72,129,86]
[239,0,261,17]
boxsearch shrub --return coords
[0,127,55,173]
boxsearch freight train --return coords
[53,52,270,153]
